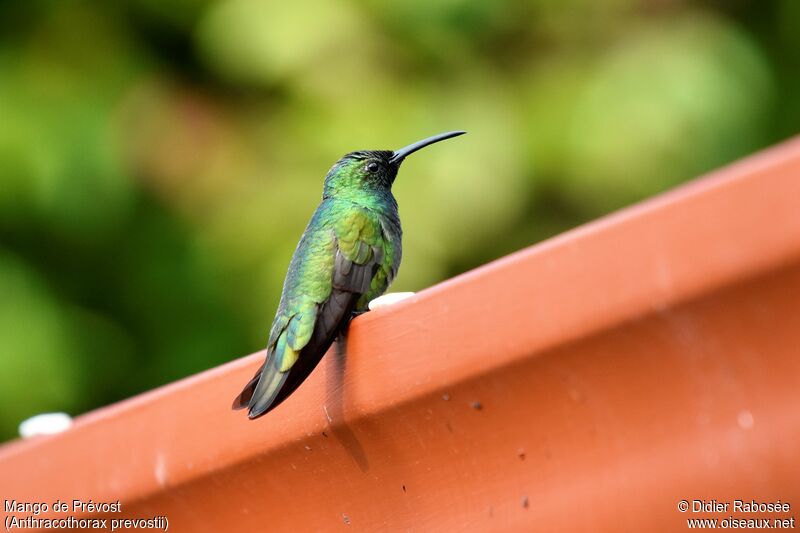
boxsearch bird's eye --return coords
[366,162,380,173]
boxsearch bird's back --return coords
[233,198,399,417]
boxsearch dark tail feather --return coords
[246,362,291,418]
[232,364,264,410]
[238,289,358,419]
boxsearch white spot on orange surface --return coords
[368,292,415,310]
[19,413,72,438]
[737,410,754,430]
[155,453,168,487]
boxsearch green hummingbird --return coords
[233,131,466,419]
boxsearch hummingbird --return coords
[233,131,466,419]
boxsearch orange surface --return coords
[2,137,800,531]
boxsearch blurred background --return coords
[0,0,797,442]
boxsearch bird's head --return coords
[323,131,465,198]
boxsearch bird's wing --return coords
[233,208,385,418]
[332,208,385,294]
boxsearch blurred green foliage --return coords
[0,0,797,441]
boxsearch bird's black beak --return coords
[388,131,466,166]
